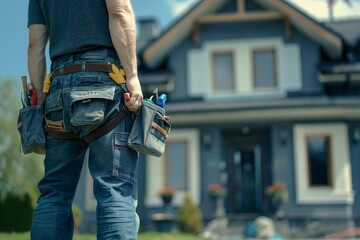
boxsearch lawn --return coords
[0,232,205,240]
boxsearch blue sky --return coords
[0,0,359,81]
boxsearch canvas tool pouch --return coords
[69,86,115,128]
[127,100,171,157]
[17,105,46,155]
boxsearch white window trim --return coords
[293,123,354,204]
[187,37,302,100]
[145,129,200,207]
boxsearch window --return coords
[253,49,277,88]
[145,129,200,206]
[188,38,302,98]
[165,141,187,190]
[306,136,332,187]
[293,123,354,204]
[212,52,235,91]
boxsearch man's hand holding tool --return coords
[21,76,38,106]
[109,64,143,112]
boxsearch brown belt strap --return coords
[46,110,126,143]
[84,109,125,143]
[50,63,112,80]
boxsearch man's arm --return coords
[28,24,48,105]
[105,0,143,112]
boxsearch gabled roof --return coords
[141,0,344,70]
[325,19,360,47]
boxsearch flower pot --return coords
[161,195,173,205]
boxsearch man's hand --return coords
[124,77,143,112]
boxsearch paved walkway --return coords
[201,217,360,240]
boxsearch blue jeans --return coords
[31,50,140,240]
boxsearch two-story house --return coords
[74,0,360,237]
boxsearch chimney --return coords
[137,18,161,50]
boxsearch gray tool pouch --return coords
[17,105,46,155]
[127,100,171,157]
[69,86,115,127]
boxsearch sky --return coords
[0,0,360,81]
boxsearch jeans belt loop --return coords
[82,62,86,71]
[60,66,64,75]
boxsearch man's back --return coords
[29,0,113,60]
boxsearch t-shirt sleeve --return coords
[28,0,45,27]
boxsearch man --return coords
[28,0,143,239]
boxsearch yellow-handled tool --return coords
[109,64,126,84]
[109,64,128,92]
[43,74,51,94]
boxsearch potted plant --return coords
[208,184,226,217]
[153,187,177,232]
[266,182,288,217]
[158,186,176,206]
[208,184,226,198]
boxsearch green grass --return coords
[138,232,205,240]
[0,232,205,240]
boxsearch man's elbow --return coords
[108,5,134,21]
[28,25,48,51]
[28,37,39,50]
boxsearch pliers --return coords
[109,64,128,92]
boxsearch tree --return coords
[327,0,352,21]
[0,78,43,207]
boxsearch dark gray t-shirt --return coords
[28,0,114,60]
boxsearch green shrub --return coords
[0,193,34,232]
[72,203,83,228]
[177,193,203,234]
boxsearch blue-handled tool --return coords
[156,94,167,108]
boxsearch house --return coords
[74,0,360,237]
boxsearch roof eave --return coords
[142,0,344,70]
[253,0,343,60]
[142,0,231,70]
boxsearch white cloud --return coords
[166,0,200,16]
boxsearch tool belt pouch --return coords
[69,86,115,128]
[17,105,46,155]
[127,100,171,157]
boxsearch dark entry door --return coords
[228,143,262,214]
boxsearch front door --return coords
[228,143,263,214]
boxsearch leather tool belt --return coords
[46,109,126,143]
[46,62,125,143]
[50,63,113,80]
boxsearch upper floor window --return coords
[253,49,277,89]
[212,52,235,91]
[306,135,333,187]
